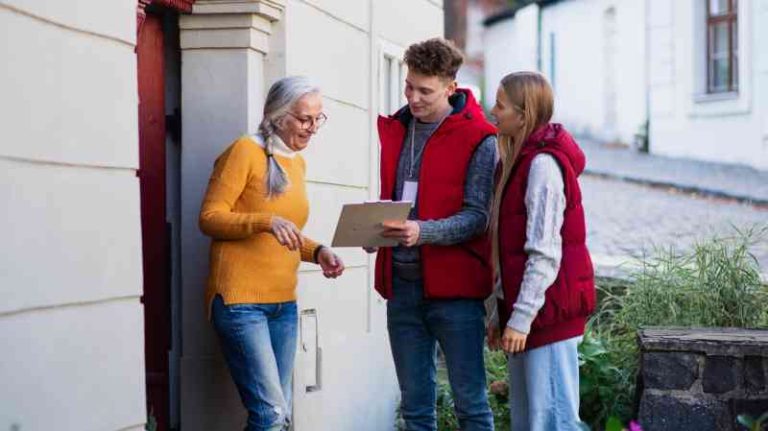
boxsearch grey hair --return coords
[258,76,321,197]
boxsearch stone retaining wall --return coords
[638,328,768,431]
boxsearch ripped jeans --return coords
[211,295,297,431]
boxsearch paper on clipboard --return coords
[331,201,413,247]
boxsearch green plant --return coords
[486,349,511,431]
[433,348,511,431]
[580,227,768,428]
[618,228,768,330]
[737,411,768,431]
[435,380,460,431]
[578,416,643,431]
[578,328,634,428]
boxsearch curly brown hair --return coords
[403,38,464,80]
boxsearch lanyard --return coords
[408,114,449,179]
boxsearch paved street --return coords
[581,174,768,275]
[581,140,768,205]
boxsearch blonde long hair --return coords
[490,72,554,272]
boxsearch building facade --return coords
[483,0,768,170]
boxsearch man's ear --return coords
[446,80,458,97]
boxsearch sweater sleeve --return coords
[506,154,566,334]
[199,138,274,240]
[299,235,322,263]
[417,135,498,245]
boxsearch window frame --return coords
[378,40,407,115]
[706,0,739,94]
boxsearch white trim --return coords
[378,39,407,115]
[367,0,380,332]
[692,91,739,103]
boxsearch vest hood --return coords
[523,123,586,176]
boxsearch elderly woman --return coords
[199,76,344,431]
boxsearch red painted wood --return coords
[154,0,194,12]
[137,13,170,431]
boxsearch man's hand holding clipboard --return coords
[331,201,414,249]
[380,220,421,247]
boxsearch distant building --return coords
[484,0,768,170]
[446,0,509,103]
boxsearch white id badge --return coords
[402,181,418,206]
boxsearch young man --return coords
[372,38,498,431]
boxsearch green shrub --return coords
[737,411,768,431]
[581,227,768,428]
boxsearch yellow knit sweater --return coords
[199,135,320,314]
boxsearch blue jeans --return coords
[508,336,583,431]
[387,275,494,431]
[211,295,298,431]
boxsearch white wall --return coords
[541,0,647,144]
[284,0,443,429]
[648,0,768,169]
[483,4,539,107]
[0,1,146,430]
[484,0,647,145]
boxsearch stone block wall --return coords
[638,328,768,431]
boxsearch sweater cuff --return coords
[248,213,273,234]
[506,309,535,335]
[416,221,438,245]
[300,237,321,263]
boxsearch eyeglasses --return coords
[286,111,328,130]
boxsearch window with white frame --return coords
[380,43,407,115]
[706,0,738,93]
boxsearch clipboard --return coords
[331,201,413,247]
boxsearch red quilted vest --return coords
[375,89,497,300]
[497,123,596,350]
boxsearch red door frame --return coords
[137,11,170,430]
[136,1,193,429]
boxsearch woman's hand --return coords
[317,247,345,278]
[270,216,303,251]
[501,327,528,354]
[486,323,501,351]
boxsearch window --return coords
[380,52,406,115]
[706,0,738,93]
[379,40,407,115]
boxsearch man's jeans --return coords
[211,295,297,431]
[387,275,494,431]
[508,336,582,431]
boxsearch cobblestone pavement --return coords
[581,174,768,275]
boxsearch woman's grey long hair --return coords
[258,76,320,197]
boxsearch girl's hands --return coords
[501,327,528,354]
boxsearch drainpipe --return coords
[643,0,651,152]
[536,2,543,72]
